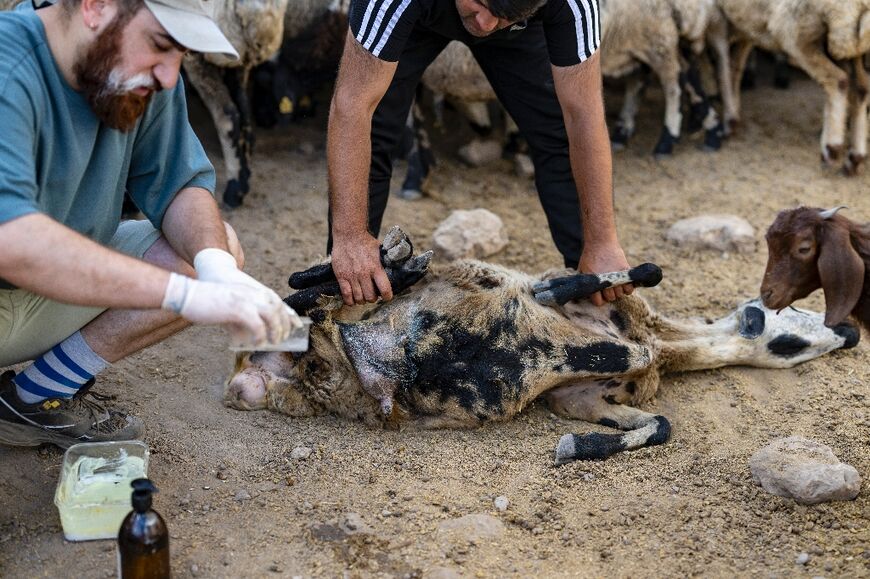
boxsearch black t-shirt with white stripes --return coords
[349,0,601,66]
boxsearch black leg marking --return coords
[833,323,860,349]
[738,306,766,339]
[653,127,679,157]
[554,416,671,465]
[533,263,662,306]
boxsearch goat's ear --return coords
[818,221,865,327]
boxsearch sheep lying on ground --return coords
[600,0,731,155]
[225,228,858,464]
[718,0,870,174]
[182,0,290,208]
[761,206,870,333]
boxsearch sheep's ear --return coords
[818,221,864,327]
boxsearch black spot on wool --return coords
[609,310,627,333]
[563,342,631,374]
[767,334,811,358]
[402,309,555,413]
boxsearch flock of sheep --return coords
[160,0,870,207]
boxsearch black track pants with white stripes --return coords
[329,21,585,269]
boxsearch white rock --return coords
[432,209,509,261]
[437,513,505,542]
[234,489,252,502]
[749,436,861,505]
[666,215,756,253]
[458,139,503,167]
[494,496,509,512]
[290,446,312,460]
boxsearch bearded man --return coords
[0,0,301,448]
[327,0,634,308]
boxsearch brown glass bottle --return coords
[117,478,171,579]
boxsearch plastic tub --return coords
[53,440,149,541]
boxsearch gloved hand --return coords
[161,273,292,346]
[193,248,303,331]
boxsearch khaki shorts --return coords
[0,220,162,367]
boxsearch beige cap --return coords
[143,0,239,60]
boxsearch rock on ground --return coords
[432,209,509,261]
[666,214,756,253]
[458,139,503,167]
[437,514,505,542]
[749,436,861,505]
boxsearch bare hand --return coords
[578,242,634,306]
[331,232,393,305]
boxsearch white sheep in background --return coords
[182,0,290,208]
[719,0,870,175]
[600,0,733,156]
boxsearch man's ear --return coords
[818,221,864,327]
[80,0,116,31]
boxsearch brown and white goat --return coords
[225,229,858,464]
[761,206,870,333]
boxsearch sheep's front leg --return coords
[845,58,869,176]
[650,58,682,157]
[224,66,255,206]
[546,380,671,465]
[183,57,246,207]
[782,42,850,167]
[728,40,755,131]
[611,75,645,150]
[399,100,434,201]
[706,13,736,133]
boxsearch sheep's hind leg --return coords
[844,58,869,176]
[650,58,682,157]
[399,99,434,200]
[183,58,245,208]
[611,74,646,151]
[546,380,671,465]
[224,67,255,206]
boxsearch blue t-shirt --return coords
[0,8,215,246]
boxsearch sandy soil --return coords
[0,70,868,578]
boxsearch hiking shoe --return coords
[0,371,143,449]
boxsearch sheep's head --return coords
[761,206,864,327]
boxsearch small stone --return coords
[796,553,810,565]
[438,514,504,542]
[202,486,211,490]
[269,563,282,573]
[666,214,756,253]
[234,490,252,502]
[432,209,509,261]
[750,436,862,504]
[191,564,200,576]
[494,496,509,512]
[290,446,312,460]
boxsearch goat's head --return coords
[761,206,865,327]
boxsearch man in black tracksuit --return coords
[327,0,633,307]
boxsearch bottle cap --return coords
[130,478,158,513]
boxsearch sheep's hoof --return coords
[223,179,246,208]
[843,152,865,177]
[653,128,678,158]
[702,123,724,152]
[397,187,423,201]
[822,144,844,166]
[610,126,631,151]
[687,103,708,134]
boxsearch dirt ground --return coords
[1,67,868,578]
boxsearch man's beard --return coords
[73,17,157,132]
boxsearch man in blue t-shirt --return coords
[0,0,301,449]
[327,0,634,308]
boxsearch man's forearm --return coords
[161,186,228,263]
[0,213,168,308]
[566,104,618,247]
[327,93,375,240]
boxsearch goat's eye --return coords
[797,245,812,255]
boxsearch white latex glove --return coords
[161,273,292,346]
[193,248,302,331]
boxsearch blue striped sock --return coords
[14,332,109,404]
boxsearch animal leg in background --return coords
[845,58,869,176]
[547,380,671,464]
[611,73,647,150]
[183,57,252,208]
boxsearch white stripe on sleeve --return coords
[372,0,413,57]
[363,0,398,51]
[355,0,381,45]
